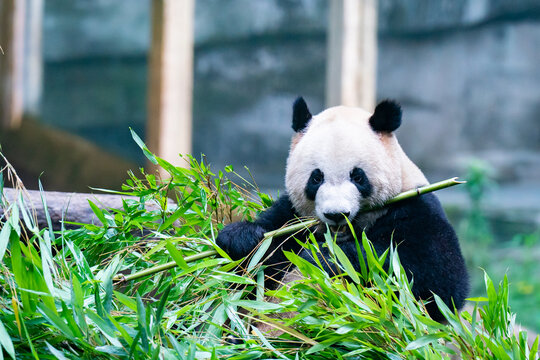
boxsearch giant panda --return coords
[216,97,469,321]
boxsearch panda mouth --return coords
[328,225,350,240]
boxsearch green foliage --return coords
[458,160,540,332]
[460,160,495,245]
[0,139,538,359]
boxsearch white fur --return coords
[285,105,427,230]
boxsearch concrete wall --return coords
[38,0,540,196]
[378,0,540,186]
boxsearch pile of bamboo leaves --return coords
[0,132,537,359]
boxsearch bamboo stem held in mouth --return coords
[367,177,466,210]
[113,177,464,284]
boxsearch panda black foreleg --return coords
[216,195,298,261]
[215,221,267,260]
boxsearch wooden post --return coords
[326,0,377,110]
[0,0,25,128]
[23,0,43,116]
[147,0,194,171]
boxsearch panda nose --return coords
[323,212,350,224]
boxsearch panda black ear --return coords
[292,97,312,132]
[369,100,402,133]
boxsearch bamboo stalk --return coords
[113,177,464,284]
[114,249,218,283]
[113,219,319,284]
[369,177,465,209]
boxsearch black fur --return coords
[369,100,402,133]
[350,167,372,198]
[216,195,296,262]
[216,195,301,285]
[305,169,324,201]
[292,97,312,132]
[216,192,469,322]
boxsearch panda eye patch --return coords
[305,169,324,201]
[350,167,366,184]
[309,169,324,185]
[350,167,372,197]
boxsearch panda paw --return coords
[216,221,266,260]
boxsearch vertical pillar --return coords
[147,0,194,170]
[0,0,25,128]
[326,0,377,110]
[23,0,43,116]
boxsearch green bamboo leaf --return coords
[256,269,265,302]
[353,230,368,281]
[60,301,83,339]
[362,232,386,275]
[18,193,38,234]
[176,258,227,278]
[94,346,127,357]
[64,240,94,281]
[167,333,183,358]
[99,257,120,315]
[39,235,55,295]
[165,240,188,269]
[71,276,88,334]
[247,236,273,271]
[155,284,172,326]
[0,172,3,205]
[229,300,281,311]
[114,291,137,312]
[103,276,113,315]
[530,335,539,360]
[85,310,122,347]
[17,310,39,360]
[136,292,149,352]
[389,245,402,279]
[10,233,36,313]
[413,314,445,329]
[87,200,108,226]
[405,333,447,350]
[483,335,512,360]
[94,283,105,318]
[45,342,69,360]
[251,326,289,360]
[332,242,360,284]
[131,128,158,165]
[7,202,20,236]
[156,156,180,176]
[37,303,75,339]
[211,271,256,285]
[433,295,463,335]
[0,319,15,359]
[38,179,55,242]
[466,297,488,302]
[284,251,326,280]
[306,341,332,355]
[158,206,187,232]
[0,221,11,262]
[107,314,134,346]
[128,332,142,359]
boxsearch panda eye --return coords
[305,169,324,201]
[350,167,366,184]
[309,169,324,185]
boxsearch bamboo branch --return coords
[113,177,464,284]
[368,177,466,209]
[113,220,319,284]
[114,249,218,283]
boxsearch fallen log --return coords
[0,187,167,231]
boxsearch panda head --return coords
[285,97,427,236]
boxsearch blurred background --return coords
[0,0,539,330]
